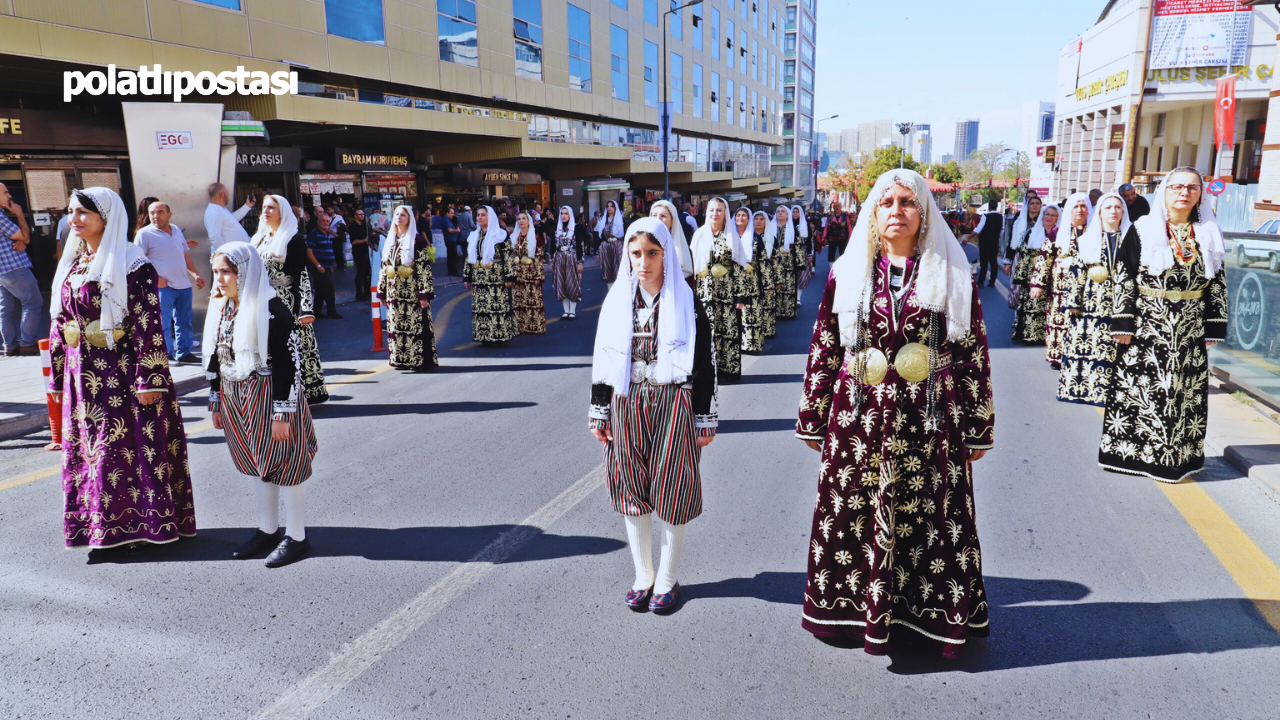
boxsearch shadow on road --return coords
[717,418,797,434]
[311,401,536,419]
[733,373,804,386]
[682,571,804,607]
[432,362,591,374]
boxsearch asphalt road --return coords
[3,258,1280,719]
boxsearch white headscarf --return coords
[381,205,418,266]
[467,206,508,265]
[726,207,751,261]
[511,213,537,258]
[249,194,300,261]
[51,187,148,351]
[591,217,697,397]
[773,207,796,251]
[202,241,277,378]
[1133,168,1225,279]
[791,205,809,239]
[744,211,773,260]
[1009,194,1043,251]
[690,197,747,271]
[1078,191,1132,265]
[556,206,577,241]
[1026,204,1060,251]
[833,168,974,346]
[595,200,624,239]
[651,200,695,278]
[1054,193,1094,253]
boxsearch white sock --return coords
[797,289,804,302]
[623,514,655,591]
[654,518,686,594]
[254,478,279,534]
[282,484,307,541]
[562,299,571,314]
[569,301,578,314]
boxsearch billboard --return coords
[1150,0,1252,70]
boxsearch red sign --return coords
[155,131,193,150]
[1155,0,1246,17]
[1215,75,1237,151]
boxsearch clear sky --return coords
[813,0,1107,156]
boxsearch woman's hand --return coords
[137,391,163,406]
[464,282,471,290]
[1115,334,1132,345]
[590,423,613,443]
[804,439,822,452]
[211,413,223,430]
[299,315,315,325]
[735,303,745,310]
[697,432,716,448]
[968,448,987,462]
[1029,287,1043,299]
[271,419,292,442]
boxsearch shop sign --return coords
[236,147,302,172]
[1147,64,1274,83]
[1150,0,1252,70]
[1109,124,1126,150]
[1043,146,1056,165]
[156,131,193,150]
[1075,70,1129,102]
[0,109,128,151]
[451,167,542,186]
[335,148,411,171]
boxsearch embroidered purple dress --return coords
[49,255,196,548]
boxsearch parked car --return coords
[1232,220,1280,272]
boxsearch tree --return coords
[929,160,962,184]
[859,147,920,201]
[961,142,1011,185]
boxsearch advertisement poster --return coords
[1149,0,1252,70]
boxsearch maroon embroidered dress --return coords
[50,256,196,548]
[795,258,995,657]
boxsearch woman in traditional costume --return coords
[795,168,994,657]
[463,206,518,343]
[589,217,718,614]
[204,242,317,567]
[793,205,816,306]
[1058,192,1130,405]
[740,210,775,353]
[551,206,587,319]
[510,211,547,335]
[378,205,438,371]
[772,206,803,320]
[690,197,748,379]
[49,187,196,553]
[649,199,696,286]
[1032,194,1091,367]
[1008,193,1046,344]
[596,200,626,289]
[1099,168,1227,482]
[250,195,329,405]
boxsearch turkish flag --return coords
[1215,75,1237,153]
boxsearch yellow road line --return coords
[0,466,60,492]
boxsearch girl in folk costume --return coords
[250,195,329,405]
[793,205,816,305]
[1007,193,1048,343]
[690,197,749,379]
[1058,192,1131,406]
[1031,194,1092,367]
[510,211,547,335]
[551,206,588,319]
[740,210,776,353]
[1100,168,1228,482]
[378,205,438,371]
[49,188,196,554]
[462,205,519,343]
[205,243,318,567]
[649,199,697,287]
[596,200,626,288]
[772,206,804,320]
[795,169,995,657]
[589,217,718,614]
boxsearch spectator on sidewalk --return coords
[135,201,207,363]
[306,213,341,319]
[0,182,40,356]
[133,196,159,241]
[349,208,372,301]
[328,204,348,271]
[204,183,255,254]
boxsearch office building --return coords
[1020,101,1055,154]
[910,123,932,164]
[954,119,980,161]
[769,0,820,201]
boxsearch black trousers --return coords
[977,248,999,286]
[445,241,462,276]
[311,266,337,316]
[352,244,372,299]
[332,236,346,271]
[827,240,845,262]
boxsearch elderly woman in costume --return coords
[740,209,776,353]
[589,217,718,614]
[378,205,438,370]
[1100,168,1228,482]
[49,187,196,554]
[1031,194,1091,367]
[596,200,626,289]
[691,197,749,379]
[551,206,588,319]
[205,242,317,567]
[793,205,815,306]
[510,210,547,335]
[1058,192,1130,406]
[250,195,329,405]
[649,199,696,287]
[463,205,518,343]
[795,168,994,658]
[1007,193,1047,343]
[772,206,804,321]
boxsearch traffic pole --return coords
[38,339,62,451]
[371,280,385,352]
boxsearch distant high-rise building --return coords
[857,122,877,155]
[910,124,932,164]
[940,153,955,165]
[1020,101,1055,154]
[954,119,980,161]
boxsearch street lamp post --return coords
[814,114,838,205]
[663,0,704,201]
[896,121,913,169]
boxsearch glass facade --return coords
[692,63,703,118]
[727,20,735,70]
[567,4,592,93]
[644,41,659,108]
[513,0,543,80]
[645,0,658,25]
[670,0,682,39]
[611,24,630,101]
[711,8,720,60]
[327,0,385,44]
[710,71,720,122]
[437,0,478,67]
[670,52,683,114]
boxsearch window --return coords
[769,52,775,91]
[784,86,794,104]
[568,4,592,93]
[740,0,747,21]
[798,138,810,162]
[513,0,543,80]
[752,0,758,29]
[799,88,812,114]
[692,63,703,118]
[1155,112,1167,138]
[725,79,733,126]
[786,6,796,26]
[800,64,813,90]
[774,139,793,157]
[611,24,629,101]
[770,7,777,44]
[784,112,794,132]
[438,0,478,66]
[740,29,747,74]
[727,20,735,70]
[710,8,720,60]
[801,38,814,66]
[751,90,758,131]
[770,165,792,184]
[784,60,795,82]
[670,0,682,39]
[670,52,683,114]
[611,0,625,7]
[751,39,758,81]
[690,2,702,51]
[802,13,814,40]
[769,98,776,134]
[645,0,657,25]
[328,0,385,44]
[644,40,659,107]
[785,32,796,53]
[739,91,746,128]
[799,115,811,136]
[710,71,720,122]
[195,0,240,8]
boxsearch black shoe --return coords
[327,312,344,320]
[176,353,200,365]
[265,535,311,568]
[232,528,284,559]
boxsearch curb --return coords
[0,372,208,442]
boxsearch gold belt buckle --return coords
[396,265,414,279]
[710,264,729,278]
[746,263,755,274]
[63,320,81,347]
[894,342,930,383]
[1087,265,1109,283]
[846,348,889,385]
[520,257,534,265]
[83,320,123,349]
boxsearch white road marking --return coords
[254,465,606,720]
